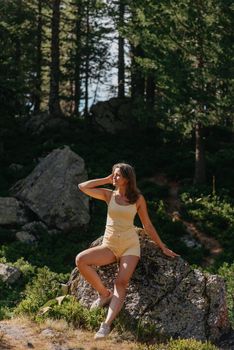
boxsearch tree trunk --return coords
[34,0,42,114]
[193,122,206,185]
[14,0,22,114]
[15,0,22,65]
[49,0,62,117]
[84,1,90,118]
[74,0,83,116]
[118,0,125,98]
[131,45,145,99]
[146,73,155,107]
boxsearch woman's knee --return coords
[75,252,86,268]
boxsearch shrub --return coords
[15,266,68,316]
[0,258,36,320]
[0,228,16,244]
[217,262,234,326]
[12,257,36,283]
[138,181,169,200]
[36,295,106,330]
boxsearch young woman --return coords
[76,162,179,339]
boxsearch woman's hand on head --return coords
[161,246,180,258]
[106,174,114,184]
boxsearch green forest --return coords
[0,1,233,349]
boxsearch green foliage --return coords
[0,257,36,320]
[146,200,208,265]
[0,279,21,320]
[0,229,88,274]
[217,262,234,326]
[36,295,105,330]
[12,257,36,283]
[15,269,106,329]
[0,0,40,116]
[138,180,169,200]
[180,191,234,266]
[125,0,233,133]
[134,320,167,343]
[15,266,68,316]
[0,228,16,244]
[206,146,234,194]
[38,296,86,326]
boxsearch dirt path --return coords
[144,173,223,267]
[0,318,139,350]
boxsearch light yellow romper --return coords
[102,190,140,259]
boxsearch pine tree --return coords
[33,0,43,113]
[49,0,62,116]
[123,0,233,184]
[117,0,125,98]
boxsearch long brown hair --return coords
[112,163,141,204]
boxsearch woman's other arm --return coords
[137,195,179,257]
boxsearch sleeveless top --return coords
[105,191,137,233]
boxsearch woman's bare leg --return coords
[104,255,139,325]
[75,246,116,297]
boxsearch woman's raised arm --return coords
[78,174,113,202]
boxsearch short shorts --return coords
[102,228,140,260]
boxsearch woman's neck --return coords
[115,186,126,197]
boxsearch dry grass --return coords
[0,317,140,350]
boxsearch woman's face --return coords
[112,167,128,187]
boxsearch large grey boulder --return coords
[0,197,29,227]
[24,113,70,135]
[0,263,21,284]
[11,146,90,232]
[90,97,134,134]
[67,229,230,342]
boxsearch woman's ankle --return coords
[99,288,111,298]
[104,320,112,327]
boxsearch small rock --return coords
[181,234,202,248]
[0,197,29,226]
[9,163,24,172]
[16,231,37,244]
[40,328,54,338]
[0,263,21,284]
[48,228,62,235]
[21,221,48,235]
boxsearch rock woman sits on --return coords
[76,162,179,340]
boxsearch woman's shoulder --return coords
[137,193,145,201]
[136,194,145,207]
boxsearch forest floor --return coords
[1,316,233,350]
[145,173,223,267]
[0,317,139,350]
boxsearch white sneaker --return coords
[94,322,111,339]
[90,290,113,310]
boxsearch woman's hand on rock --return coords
[161,246,180,258]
